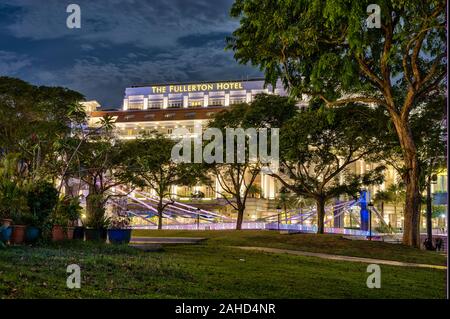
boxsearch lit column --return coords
[246,92,252,103]
[143,97,149,110]
[183,96,189,108]
[203,94,209,107]
[163,97,168,109]
[261,173,268,198]
[123,99,129,111]
[215,175,222,199]
[224,93,230,106]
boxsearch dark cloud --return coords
[0,0,260,107]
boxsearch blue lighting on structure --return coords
[359,190,369,231]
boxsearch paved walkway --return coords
[131,237,207,244]
[234,246,447,270]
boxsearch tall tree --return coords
[125,134,201,229]
[275,104,385,233]
[228,0,446,246]
[76,125,133,228]
[0,76,85,182]
[206,94,296,230]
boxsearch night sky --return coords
[0,0,261,108]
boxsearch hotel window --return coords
[149,101,163,109]
[167,128,173,134]
[124,115,135,120]
[230,98,246,105]
[144,114,155,119]
[185,112,196,119]
[169,100,182,108]
[127,102,144,110]
[165,113,176,119]
[189,100,203,107]
[210,98,224,106]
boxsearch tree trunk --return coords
[157,200,163,230]
[236,206,245,230]
[426,176,433,249]
[398,128,421,247]
[316,198,326,234]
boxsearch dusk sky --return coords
[0,0,261,108]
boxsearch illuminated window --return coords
[149,102,162,109]
[189,100,203,107]
[230,98,246,105]
[169,100,182,108]
[210,99,224,106]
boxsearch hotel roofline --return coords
[128,77,267,88]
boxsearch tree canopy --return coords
[227,0,447,246]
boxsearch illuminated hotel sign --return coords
[124,79,286,99]
[151,82,244,94]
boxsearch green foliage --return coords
[54,196,82,226]
[228,0,446,242]
[125,133,203,195]
[279,104,385,199]
[84,194,110,229]
[25,181,59,227]
[204,94,297,228]
[0,77,86,182]
[0,154,29,223]
[109,214,131,229]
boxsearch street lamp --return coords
[196,208,201,230]
[368,201,374,240]
[276,205,282,231]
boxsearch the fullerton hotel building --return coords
[83,79,447,227]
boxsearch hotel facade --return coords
[83,79,447,228]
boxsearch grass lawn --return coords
[0,230,446,299]
[133,230,447,266]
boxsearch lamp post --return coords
[276,205,282,231]
[196,208,201,230]
[368,201,374,240]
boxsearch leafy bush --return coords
[26,181,58,227]
[109,214,131,229]
[85,194,110,229]
[54,196,82,227]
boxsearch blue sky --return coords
[0,0,261,107]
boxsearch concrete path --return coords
[234,246,447,270]
[131,237,207,244]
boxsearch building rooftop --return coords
[90,106,226,123]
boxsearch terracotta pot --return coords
[1,218,13,227]
[66,227,75,240]
[11,225,26,245]
[52,225,65,241]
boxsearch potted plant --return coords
[108,214,132,244]
[85,215,110,242]
[26,181,59,242]
[49,209,67,241]
[23,213,40,243]
[84,194,109,242]
[0,154,28,229]
[0,225,12,246]
[10,213,27,245]
[55,196,82,240]
[0,179,28,236]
